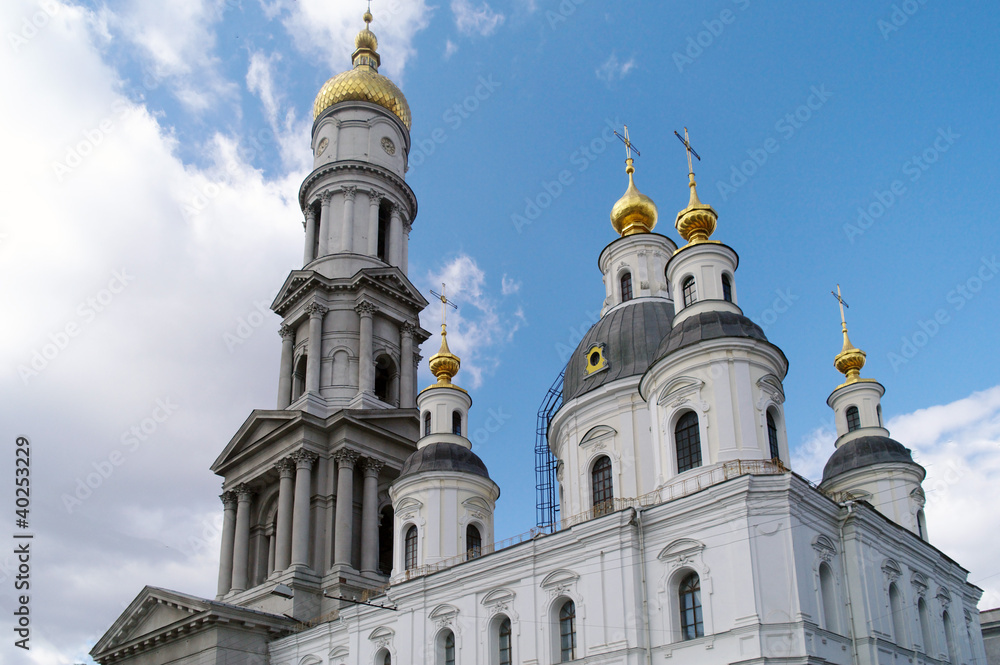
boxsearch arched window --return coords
[559,600,577,662]
[943,610,958,664]
[679,573,704,640]
[374,354,397,404]
[846,406,861,432]
[620,272,633,302]
[682,276,697,307]
[404,525,418,571]
[889,583,907,646]
[377,199,391,262]
[917,509,928,541]
[766,411,780,461]
[675,412,703,473]
[591,456,613,511]
[442,630,456,665]
[722,274,733,302]
[467,524,482,558]
[292,354,308,401]
[378,650,391,665]
[918,597,933,653]
[378,506,394,575]
[819,562,839,633]
[498,617,512,665]
[452,410,462,436]
[424,411,432,436]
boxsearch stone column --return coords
[290,450,318,568]
[317,190,332,257]
[368,190,383,256]
[276,325,295,409]
[305,303,327,395]
[360,458,384,573]
[401,217,411,274]
[399,322,416,409]
[303,206,317,265]
[355,301,378,396]
[341,186,356,253]
[231,484,255,592]
[388,202,403,266]
[273,458,295,571]
[216,491,238,596]
[333,450,359,567]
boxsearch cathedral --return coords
[91,11,990,665]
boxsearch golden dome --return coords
[834,327,867,384]
[611,158,658,236]
[312,11,412,130]
[428,325,461,386]
[675,174,718,244]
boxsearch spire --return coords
[673,128,718,244]
[352,6,380,71]
[610,125,658,236]
[428,285,461,386]
[831,285,867,384]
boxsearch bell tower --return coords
[208,9,430,623]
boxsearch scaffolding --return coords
[534,367,564,531]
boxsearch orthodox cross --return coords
[614,125,641,159]
[674,127,701,176]
[831,284,850,330]
[429,283,458,328]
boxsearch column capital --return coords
[304,206,316,221]
[274,457,296,477]
[363,458,385,477]
[355,300,379,317]
[389,200,402,216]
[220,491,238,507]
[413,351,423,368]
[320,189,334,205]
[305,302,329,318]
[343,185,357,201]
[279,324,295,340]
[369,189,384,206]
[234,483,255,501]
[402,217,412,234]
[333,449,360,468]
[290,449,319,469]
[400,321,417,338]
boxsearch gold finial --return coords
[673,128,718,244]
[354,3,380,66]
[610,125,658,236]
[428,284,461,385]
[831,285,867,383]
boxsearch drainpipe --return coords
[838,501,862,665]
[633,508,654,665]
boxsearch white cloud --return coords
[595,51,636,84]
[268,0,433,80]
[792,386,1000,609]
[501,273,521,295]
[444,38,459,60]
[420,255,524,388]
[451,0,505,37]
[246,50,312,172]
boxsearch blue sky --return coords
[1,0,1000,661]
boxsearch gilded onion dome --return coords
[611,158,658,236]
[312,10,412,130]
[675,172,718,244]
[428,325,462,387]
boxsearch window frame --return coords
[682,276,697,307]
[766,410,780,461]
[674,411,703,474]
[452,410,463,436]
[558,600,577,662]
[424,411,432,437]
[498,616,512,665]
[620,271,633,303]
[845,406,861,432]
[404,525,418,571]
[678,572,704,641]
[466,524,482,559]
[722,274,733,302]
[591,456,613,510]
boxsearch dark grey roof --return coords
[653,310,769,362]
[563,300,676,403]
[398,442,492,481]
[822,435,922,483]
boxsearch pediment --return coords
[210,410,306,473]
[462,496,491,514]
[429,603,460,621]
[329,645,350,661]
[482,587,516,607]
[580,425,616,447]
[658,538,705,562]
[657,376,705,406]
[369,625,395,641]
[541,569,580,589]
[756,374,786,404]
[299,657,322,665]
[396,497,423,515]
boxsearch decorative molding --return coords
[657,376,709,413]
[279,324,295,340]
[274,458,296,477]
[342,186,357,201]
[290,450,318,469]
[355,301,379,317]
[540,569,579,600]
[428,604,459,630]
[233,483,255,501]
[640,280,650,290]
[400,321,416,338]
[911,571,929,597]
[811,535,837,563]
[305,302,328,318]
[658,538,707,572]
[219,491,238,507]
[333,449,359,468]
[881,558,902,584]
[368,626,394,652]
[402,217,412,234]
[936,586,951,608]
[756,375,786,409]
[369,189,384,206]
[580,425,616,448]
[363,458,385,477]
[320,190,333,205]
[381,136,396,155]
[482,587,516,617]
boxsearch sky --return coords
[1,0,999,662]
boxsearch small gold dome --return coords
[675,176,718,244]
[834,329,867,383]
[312,10,411,130]
[611,158,658,236]
[428,325,461,385]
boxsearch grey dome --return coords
[398,442,492,481]
[822,435,921,483]
[563,300,675,403]
[654,310,769,362]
